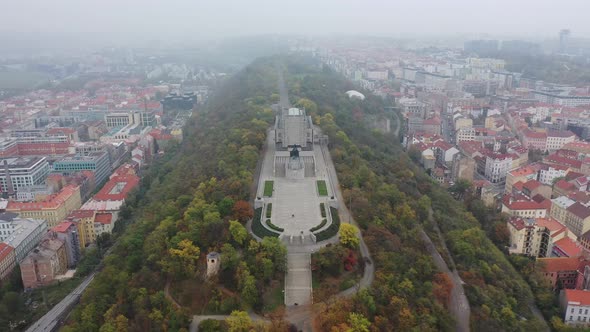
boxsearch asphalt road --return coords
[25,273,96,332]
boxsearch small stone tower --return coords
[206,252,220,278]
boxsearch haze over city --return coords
[3,1,590,332]
[1,0,590,49]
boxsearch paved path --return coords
[421,208,470,332]
[285,253,312,306]
[25,273,96,332]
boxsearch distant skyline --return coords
[1,0,589,50]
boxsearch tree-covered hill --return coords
[284,55,546,331]
[62,58,286,332]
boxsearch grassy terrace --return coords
[310,219,327,232]
[316,180,328,196]
[263,180,274,197]
[314,207,340,242]
[266,219,284,232]
[252,207,280,238]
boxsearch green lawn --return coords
[261,279,284,313]
[263,181,274,197]
[314,207,340,241]
[252,207,280,238]
[316,180,328,196]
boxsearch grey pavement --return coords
[285,253,312,306]
[420,228,470,332]
[25,273,96,332]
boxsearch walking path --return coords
[25,273,96,332]
[421,209,470,332]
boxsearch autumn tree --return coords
[232,200,253,222]
[433,273,453,307]
[339,223,360,248]
[167,239,201,277]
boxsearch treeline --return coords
[287,57,454,330]
[284,55,546,331]
[63,58,286,331]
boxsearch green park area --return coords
[263,181,274,197]
[316,180,328,196]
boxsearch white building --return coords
[561,289,590,326]
[485,153,513,183]
[0,157,50,194]
[546,130,577,152]
[539,165,568,186]
[456,127,476,143]
[399,98,426,119]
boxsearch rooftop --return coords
[554,237,583,257]
[0,156,46,169]
[564,289,590,306]
[538,257,580,272]
[2,218,46,249]
[51,221,74,233]
[0,243,14,262]
[94,212,113,225]
[567,202,590,220]
[93,174,139,202]
[7,185,79,211]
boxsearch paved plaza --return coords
[271,178,323,236]
[285,253,312,306]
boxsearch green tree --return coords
[339,223,360,248]
[347,312,371,332]
[227,310,252,332]
[229,220,248,245]
[241,275,258,308]
[221,243,240,271]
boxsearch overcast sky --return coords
[1,0,589,47]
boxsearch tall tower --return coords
[559,29,571,53]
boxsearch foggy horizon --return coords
[2,0,590,51]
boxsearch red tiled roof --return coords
[567,202,590,220]
[502,194,550,211]
[0,243,14,262]
[523,179,542,191]
[545,154,582,169]
[7,185,79,211]
[523,129,547,139]
[564,289,590,306]
[554,237,583,257]
[569,191,590,204]
[68,209,95,219]
[94,212,113,225]
[555,180,576,191]
[536,217,567,232]
[52,221,74,233]
[539,257,580,272]
[508,166,537,177]
[93,174,140,202]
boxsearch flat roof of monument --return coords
[288,108,304,116]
